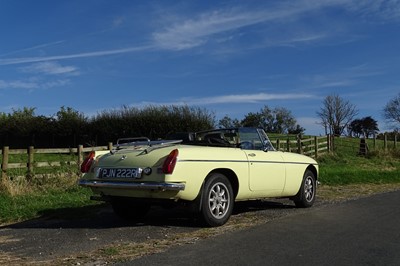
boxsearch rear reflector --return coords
[80,151,95,173]
[162,149,179,174]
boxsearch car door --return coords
[245,150,286,193]
[239,128,286,194]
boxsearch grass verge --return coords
[0,186,97,224]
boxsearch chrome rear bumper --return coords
[78,179,185,191]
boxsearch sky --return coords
[1,0,400,135]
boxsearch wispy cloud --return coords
[345,0,400,21]
[0,0,399,66]
[0,41,65,57]
[153,0,400,50]
[150,0,347,50]
[303,64,384,89]
[0,45,152,66]
[20,61,79,75]
[0,80,38,90]
[137,92,314,106]
[0,78,69,90]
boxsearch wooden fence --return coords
[1,143,112,180]
[272,135,331,158]
[1,136,332,180]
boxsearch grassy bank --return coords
[0,187,97,223]
[0,168,98,224]
[318,148,400,185]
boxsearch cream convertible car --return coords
[79,127,318,227]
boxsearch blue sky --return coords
[1,0,400,135]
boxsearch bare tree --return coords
[383,93,400,129]
[316,94,358,136]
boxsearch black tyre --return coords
[200,173,234,227]
[110,197,150,221]
[294,170,316,208]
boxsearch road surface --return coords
[121,190,400,266]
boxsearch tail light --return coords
[81,151,95,173]
[162,149,179,174]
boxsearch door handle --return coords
[248,153,256,157]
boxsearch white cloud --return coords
[301,64,384,89]
[0,40,65,57]
[184,93,314,105]
[0,78,69,90]
[0,45,152,66]
[20,61,79,75]
[152,0,400,51]
[135,92,314,106]
[0,0,399,66]
[0,79,38,89]
[344,0,400,21]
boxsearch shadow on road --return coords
[1,199,296,230]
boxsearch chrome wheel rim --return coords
[304,176,315,202]
[208,182,230,219]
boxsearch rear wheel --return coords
[110,197,150,221]
[294,170,316,208]
[200,173,234,227]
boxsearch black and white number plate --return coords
[99,168,142,178]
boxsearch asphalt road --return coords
[121,190,400,266]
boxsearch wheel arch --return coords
[189,168,239,215]
[207,168,239,199]
[306,164,318,180]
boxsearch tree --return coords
[55,106,87,138]
[348,119,363,137]
[241,112,264,128]
[316,94,358,136]
[241,105,304,134]
[218,115,241,128]
[348,116,379,138]
[383,93,400,129]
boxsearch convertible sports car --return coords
[79,127,318,227]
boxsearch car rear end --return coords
[79,144,186,200]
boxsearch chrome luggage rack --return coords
[110,137,182,154]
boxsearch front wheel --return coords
[200,173,234,227]
[294,170,316,208]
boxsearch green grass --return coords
[318,145,400,185]
[0,186,98,224]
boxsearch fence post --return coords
[286,139,290,152]
[27,146,34,180]
[297,135,303,154]
[276,139,280,151]
[108,142,113,150]
[1,146,9,181]
[327,135,331,153]
[314,136,318,158]
[78,145,83,171]
[395,135,397,149]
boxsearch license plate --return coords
[99,168,142,178]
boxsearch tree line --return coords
[1,93,399,148]
[0,105,214,148]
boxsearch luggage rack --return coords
[110,137,182,154]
